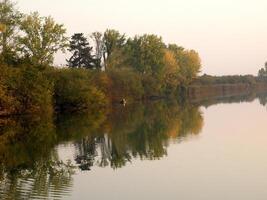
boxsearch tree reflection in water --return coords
[0,114,75,200]
[6,92,267,199]
[64,100,204,170]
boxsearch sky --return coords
[17,0,267,75]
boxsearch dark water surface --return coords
[1,93,267,200]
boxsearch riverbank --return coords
[1,63,267,117]
[188,82,267,106]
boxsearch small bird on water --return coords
[120,98,126,106]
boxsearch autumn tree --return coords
[18,12,68,66]
[181,50,201,81]
[168,44,201,85]
[162,49,180,93]
[67,33,96,69]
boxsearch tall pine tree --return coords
[67,33,96,69]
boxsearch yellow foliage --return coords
[0,23,6,33]
[164,49,178,70]
[163,49,180,90]
[181,50,201,80]
[165,121,181,138]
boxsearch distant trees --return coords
[67,33,96,69]
[18,12,68,66]
[192,74,257,86]
[258,62,267,78]
[66,29,202,97]
[67,29,202,90]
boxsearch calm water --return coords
[1,93,267,200]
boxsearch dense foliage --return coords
[0,0,204,115]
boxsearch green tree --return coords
[103,29,126,68]
[126,34,166,75]
[18,12,68,66]
[0,0,22,64]
[67,33,96,69]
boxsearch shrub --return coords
[0,64,53,115]
[50,68,107,112]
[0,64,18,115]
[107,68,144,102]
[13,66,54,114]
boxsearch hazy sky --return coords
[17,0,267,75]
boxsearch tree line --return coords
[0,0,202,115]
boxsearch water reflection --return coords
[190,91,265,107]
[1,92,267,199]
[69,101,203,170]
[0,114,75,199]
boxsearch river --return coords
[1,92,267,200]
